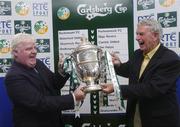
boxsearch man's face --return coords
[136,25,158,54]
[14,39,37,68]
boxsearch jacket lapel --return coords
[35,67,50,89]
[14,61,42,81]
[134,51,144,80]
[29,69,42,81]
[35,63,57,95]
[139,45,165,80]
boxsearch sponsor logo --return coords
[114,4,127,14]
[158,11,177,28]
[0,58,12,73]
[161,32,177,48]
[34,20,48,34]
[137,0,155,10]
[137,13,155,22]
[14,20,31,34]
[0,20,12,35]
[77,3,127,20]
[33,2,48,16]
[15,1,29,16]
[0,1,11,15]
[0,39,11,55]
[39,57,50,69]
[36,39,50,53]
[57,7,70,20]
[159,0,176,7]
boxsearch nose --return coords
[136,34,140,41]
[32,47,37,54]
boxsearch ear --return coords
[12,49,18,57]
[153,32,159,41]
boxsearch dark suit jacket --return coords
[115,45,180,127]
[5,59,74,127]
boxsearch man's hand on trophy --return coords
[111,52,121,67]
[101,83,114,94]
[73,85,86,101]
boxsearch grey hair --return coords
[11,33,35,51]
[138,19,163,39]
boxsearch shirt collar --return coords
[144,43,160,59]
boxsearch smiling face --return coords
[136,25,159,54]
[13,38,37,68]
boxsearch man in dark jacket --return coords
[5,33,85,127]
[102,19,180,127]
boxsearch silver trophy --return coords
[71,37,105,93]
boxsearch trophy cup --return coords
[70,37,105,93]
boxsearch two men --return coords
[5,18,180,127]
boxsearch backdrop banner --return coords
[52,0,133,126]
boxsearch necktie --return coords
[139,55,150,78]
[134,55,150,127]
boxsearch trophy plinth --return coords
[71,36,104,93]
[82,77,102,93]
[83,85,102,93]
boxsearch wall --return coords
[0,77,13,127]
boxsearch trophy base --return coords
[83,85,102,93]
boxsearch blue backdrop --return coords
[0,77,180,127]
[0,77,13,127]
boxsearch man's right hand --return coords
[111,52,121,67]
[73,85,86,101]
[101,83,114,94]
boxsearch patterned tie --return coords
[134,55,150,127]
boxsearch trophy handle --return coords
[70,56,83,82]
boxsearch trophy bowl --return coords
[71,37,104,93]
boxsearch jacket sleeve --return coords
[5,73,74,112]
[114,61,130,78]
